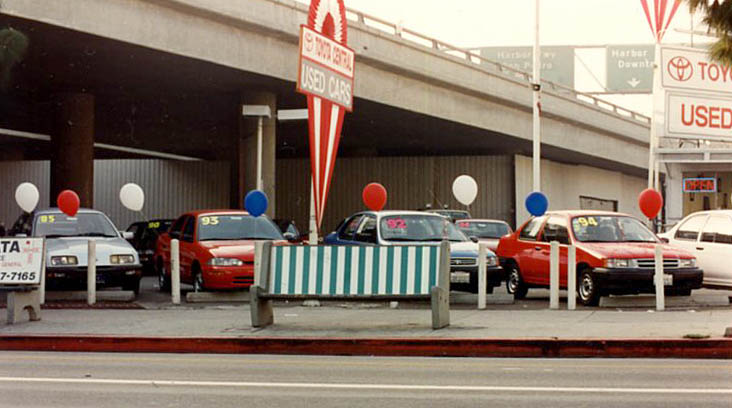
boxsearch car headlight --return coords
[207,258,244,267]
[50,256,78,266]
[679,258,696,268]
[604,258,637,268]
[110,254,136,264]
[486,256,498,267]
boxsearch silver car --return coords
[10,208,143,294]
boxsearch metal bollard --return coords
[478,243,487,310]
[549,241,559,309]
[567,244,576,310]
[654,244,665,311]
[87,240,96,305]
[40,242,46,305]
[171,239,181,305]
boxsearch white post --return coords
[87,240,96,306]
[567,244,576,310]
[171,239,180,305]
[254,241,264,286]
[549,240,559,309]
[39,241,46,305]
[256,116,263,191]
[532,0,541,192]
[309,179,317,246]
[654,244,665,311]
[478,243,487,310]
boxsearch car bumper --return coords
[592,267,703,293]
[202,265,254,289]
[449,265,503,291]
[45,264,142,288]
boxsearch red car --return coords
[155,210,288,291]
[496,210,703,306]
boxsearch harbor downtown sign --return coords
[296,0,355,231]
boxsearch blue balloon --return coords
[525,191,548,216]
[244,190,268,217]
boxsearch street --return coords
[1,352,730,407]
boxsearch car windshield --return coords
[457,221,510,239]
[34,213,119,238]
[380,214,467,242]
[197,215,283,241]
[571,215,657,243]
[433,210,470,221]
[149,220,173,232]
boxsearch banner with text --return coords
[0,238,43,285]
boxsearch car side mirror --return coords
[283,232,298,242]
[658,237,669,243]
[182,234,194,243]
[469,235,479,243]
[122,231,134,240]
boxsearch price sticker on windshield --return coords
[458,222,470,228]
[39,215,56,224]
[576,217,598,227]
[148,221,160,229]
[201,216,219,226]
[385,218,407,229]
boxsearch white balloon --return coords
[120,183,145,212]
[15,182,40,213]
[452,175,478,206]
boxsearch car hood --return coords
[46,237,139,266]
[197,240,288,259]
[578,242,694,259]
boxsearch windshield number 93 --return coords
[201,216,219,226]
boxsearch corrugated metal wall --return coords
[0,161,51,230]
[0,160,229,230]
[276,155,515,233]
[93,160,230,229]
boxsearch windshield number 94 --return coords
[576,217,598,227]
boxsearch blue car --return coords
[324,211,503,293]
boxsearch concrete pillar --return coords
[666,164,684,226]
[239,91,276,217]
[51,93,94,208]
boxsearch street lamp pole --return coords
[242,105,272,192]
[532,0,541,192]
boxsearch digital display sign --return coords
[683,177,717,193]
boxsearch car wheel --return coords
[122,277,141,295]
[158,263,170,292]
[193,268,205,293]
[507,264,528,299]
[578,269,600,306]
[667,288,692,297]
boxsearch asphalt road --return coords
[1,352,730,407]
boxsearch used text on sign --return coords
[297,25,354,111]
[666,93,732,139]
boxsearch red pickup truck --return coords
[496,210,703,306]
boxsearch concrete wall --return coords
[514,155,647,227]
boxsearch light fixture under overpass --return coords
[242,105,272,191]
[0,127,202,161]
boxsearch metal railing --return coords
[338,7,651,125]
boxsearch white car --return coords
[659,210,732,289]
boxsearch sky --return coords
[295,0,714,115]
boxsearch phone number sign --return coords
[0,238,43,285]
[683,177,717,193]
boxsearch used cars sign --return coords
[0,238,43,285]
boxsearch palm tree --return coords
[0,26,28,90]
[688,0,732,65]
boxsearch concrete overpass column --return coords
[51,93,94,208]
[239,91,277,217]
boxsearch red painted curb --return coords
[0,335,731,359]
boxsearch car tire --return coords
[158,263,170,293]
[667,288,692,297]
[193,267,205,293]
[122,277,141,295]
[507,264,528,299]
[578,269,600,306]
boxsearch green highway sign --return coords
[606,45,653,93]
[478,46,575,88]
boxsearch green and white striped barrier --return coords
[251,241,451,329]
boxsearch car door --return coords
[179,216,197,283]
[669,213,709,258]
[334,214,364,245]
[353,215,378,245]
[696,214,732,287]
[535,215,570,286]
[160,216,187,270]
[515,216,547,283]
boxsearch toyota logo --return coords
[667,56,693,82]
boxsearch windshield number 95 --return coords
[0,271,37,282]
[201,216,219,226]
[39,215,56,223]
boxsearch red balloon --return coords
[362,182,387,211]
[57,190,80,217]
[638,188,663,219]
